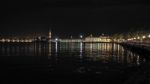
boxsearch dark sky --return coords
[0,0,150,38]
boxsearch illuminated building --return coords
[49,29,52,39]
[59,39,82,42]
[85,35,111,42]
[149,35,150,38]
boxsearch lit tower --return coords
[49,30,51,39]
[48,28,52,41]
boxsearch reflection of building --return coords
[85,35,111,42]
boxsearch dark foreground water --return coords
[0,42,147,84]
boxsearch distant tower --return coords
[48,28,52,39]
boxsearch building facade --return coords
[85,36,111,42]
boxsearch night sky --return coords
[0,0,150,38]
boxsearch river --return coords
[0,42,147,84]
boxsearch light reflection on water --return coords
[0,42,146,74]
[53,42,145,66]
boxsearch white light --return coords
[38,36,41,40]
[16,39,20,42]
[80,35,83,38]
[127,39,131,41]
[7,39,10,42]
[137,37,140,39]
[148,35,150,38]
[2,39,5,42]
[12,39,15,42]
[1,39,6,42]
[80,42,83,58]
[142,36,146,39]
[55,38,58,41]
[55,41,58,53]
[133,38,136,40]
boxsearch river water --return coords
[0,42,147,84]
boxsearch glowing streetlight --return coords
[55,38,58,41]
[80,35,83,39]
[12,39,15,42]
[148,35,150,38]
[2,39,5,42]
[142,36,146,39]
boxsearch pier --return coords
[119,42,150,54]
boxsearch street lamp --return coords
[142,36,146,39]
[148,35,150,38]
[80,35,83,39]
[55,38,58,41]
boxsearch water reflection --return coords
[80,42,83,59]
[48,42,51,58]
[0,42,146,66]
[55,42,58,53]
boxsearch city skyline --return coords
[1,1,150,84]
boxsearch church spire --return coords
[48,27,52,39]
